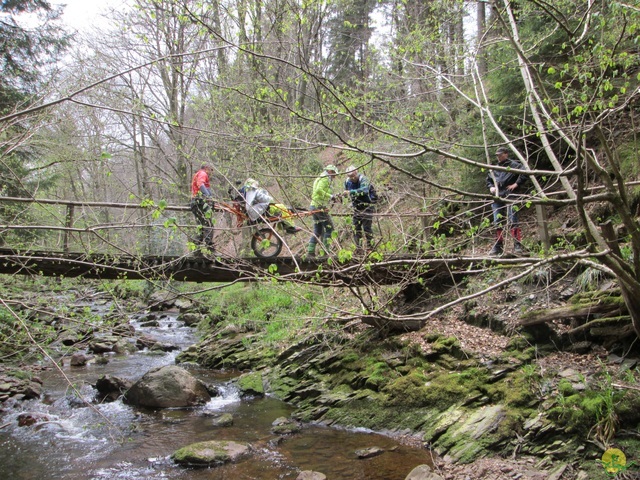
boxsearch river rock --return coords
[236,371,264,396]
[211,413,234,427]
[122,365,211,408]
[17,412,50,427]
[296,471,327,480]
[57,329,82,346]
[355,446,384,458]
[70,352,93,366]
[404,464,444,480]
[270,416,302,435]
[111,323,135,336]
[178,312,201,327]
[171,440,250,467]
[95,374,133,402]
[136,335,158,350]
[88,340,114,353]
[174,298,193,311]
[113,339,137,354]
[139,319,160,327]
[150,342,180,353]
[148,291,176,311]
[0,373,42,403]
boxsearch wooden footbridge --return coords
[0,246,475,285]
[0,196,535,286]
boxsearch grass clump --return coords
[195,284,325,348]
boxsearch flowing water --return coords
[0,303,433,479]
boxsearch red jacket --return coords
[191,169,210,197]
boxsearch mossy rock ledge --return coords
[171,440,250,467]
[187,327,640,466]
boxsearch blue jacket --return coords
[345,173,372,209]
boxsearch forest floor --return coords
[401,260,636,480]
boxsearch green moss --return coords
[501,346,536,363]
[548,386,627,437]
[383,368,489,410]
[382,372,429,407]
[557,379,575,396]
[236,372,264,395]
[569,289,624,306]
[341,352,360,364]
[505,333,534,351]
[362,361,394,390]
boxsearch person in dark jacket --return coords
[486,147,528,255]
[344,165,374,252]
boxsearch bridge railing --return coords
[0,194,515,258]
[0,196,197,256]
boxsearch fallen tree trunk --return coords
[566,315,632,337]
[520,303,625,327]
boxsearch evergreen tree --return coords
[0,0,69,112]
[0,0,68,245]
[325,0,377,86]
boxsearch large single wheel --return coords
[251,227,283,258]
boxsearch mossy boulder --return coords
[171,440,250,467]
[270,416,302,435]
[211,413,234,427]
[434,404,509,463]
[236,371,264,396]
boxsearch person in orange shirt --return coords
[190,164,215,249]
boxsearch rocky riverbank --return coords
[174,282,640,480]
[1,277,639,479]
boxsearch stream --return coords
[0,301,434,479]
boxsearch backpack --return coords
[368,183,378,203]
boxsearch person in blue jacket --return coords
[344,165,374,252]
[486,147,528,255]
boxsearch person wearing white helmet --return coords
[344,165,374,252]
[306,164,339,257]
[241,178,301,234]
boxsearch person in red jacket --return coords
[190,164,215,249]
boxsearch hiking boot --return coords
[285,226,302,234]
[489,243,503,256]
[513,242,525,255]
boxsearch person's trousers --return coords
[308,207,334,253]
[352,206,374,248]
[190,197,214,246]
[491,199,518,227]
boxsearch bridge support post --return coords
[64,205,74,252]
[535,204,550,251]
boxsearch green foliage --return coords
[197,284,322,346]
[547,365,640,446]
[575,267,606,292]
[0,304,57,362]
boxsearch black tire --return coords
[251,227,283,258]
